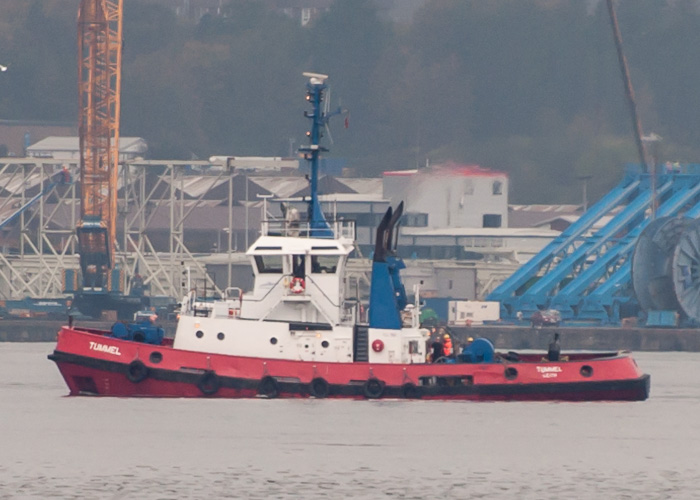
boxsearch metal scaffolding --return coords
[0,157,235,300]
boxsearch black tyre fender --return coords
[400,382,421,399]
[309,377,330,398]
[504,366,518,380]
[363,378,385,399]
[132,330,146,342]
[126,360,149,383]
[197,370,220,396]
[258,376,279,398]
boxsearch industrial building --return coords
[6,143,697,328]
[0,150,543,309]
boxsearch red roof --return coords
[384,162,507,178]
[383,169,418,177]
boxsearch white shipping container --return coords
[448,300,500,326]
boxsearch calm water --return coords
[1,344,700,499]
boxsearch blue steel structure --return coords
[488,164,700,324]
[368,202,408,330]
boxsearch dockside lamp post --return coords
[642,133,663,220]
[577,175,593,213]
[0,64,7,157]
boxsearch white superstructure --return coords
[173,218,428,364]
[173,72,427,365]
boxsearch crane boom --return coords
[77,0,122,289]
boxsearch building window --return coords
[411,246,430,259]
[404,213,428,227]
[483,214,502,228]
[355,214,371,226]
[492,180,503,195]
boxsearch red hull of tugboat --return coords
[49,327,650,401]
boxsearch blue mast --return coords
[299,72,341,238]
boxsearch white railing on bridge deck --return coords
[261,219,355,240]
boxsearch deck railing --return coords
[261,218,355,240]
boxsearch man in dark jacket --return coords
[430,340,445,362]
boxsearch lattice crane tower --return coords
[76,0,123,289]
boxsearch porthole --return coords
[195,330,204,339]
[504,367,518,380]
[217,332,225,341]
[149,351,163,364]
[580,365,593,377]
[321,340,329,348]
[270,337,278,345]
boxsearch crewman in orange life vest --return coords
[442,333,453,357]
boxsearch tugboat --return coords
[49,73,650,401]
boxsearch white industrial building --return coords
[383,162,509,229]
[26,136,148,161]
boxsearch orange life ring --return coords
[290,277,305,294]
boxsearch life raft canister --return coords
[290,277,305,294]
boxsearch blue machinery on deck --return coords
[488,164,700,325]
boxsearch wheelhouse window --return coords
[254,255,283,274]
[311,255,339,274]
